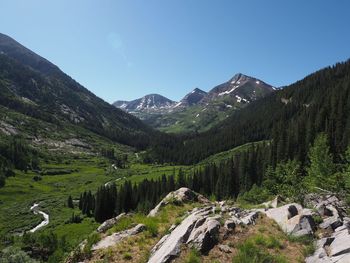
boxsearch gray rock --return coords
[329,230,350,257]
[218,244,232,253]
[264,203,315,236]
[319,216,343,231]
[148,207,212,263]
[92,224,145,250]
[187,218,220,253]
[148,188,210,217]
[224,219,236,230]
[97,213,126,233]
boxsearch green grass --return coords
[0,153,190,253]
[184,249,201,263]
[232,236,288,263]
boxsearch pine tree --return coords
[67,195,74,209]
[306,133,335,190]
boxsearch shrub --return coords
[185,249,201,263]
[0,246,38,263]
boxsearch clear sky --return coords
[1,0,349,102]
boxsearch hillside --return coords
[149,59,350,164]
[113,74,275,133]
[0,33,153,149]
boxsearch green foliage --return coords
[67,195,74,209]
[232,238,287,263]
[305,133,335,190]
[286,234,315,256]
[237,184,271,204]
[263,160,304,199]
[184,249,201,263]
[0,246,38,263]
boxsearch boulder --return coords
[319,216,343,231]
[148,207,212,263]
[224,219,236,230]
[92,224,145,250]
[329,230,350,257]
[97,213,126,233]
[148,188,210,217]
[187,218,221,253]
[264,203,315,236]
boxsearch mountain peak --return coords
[176,88,207,107]
[113,94,175,113]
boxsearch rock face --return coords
[92,224,145,250]
[97,213,126,233]
[186,217,221,253]
[148,188,210,217]
[305,194,350,263]
[148,206,214,263]
[264,203,316,236]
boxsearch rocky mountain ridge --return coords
[113,74,275,133]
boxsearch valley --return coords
[1,26,350,263]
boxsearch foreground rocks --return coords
[264,203,316,236]
[305,194,350,263]
[85,189,350,263]
[148,187,210,217]
[97,213,126,233]
[148,207,217,263]
[92,224,145,250]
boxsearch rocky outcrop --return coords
[186,217,221,253]
[97,213,126,233]
[264,203,316,236]
[148,206,214,263]
[92,224,145,250]
[148,188,210,217]
[304,194,350,262]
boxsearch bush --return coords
[237,184,271,204]
[0,246,38,263]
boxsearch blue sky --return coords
[1,0,350,102]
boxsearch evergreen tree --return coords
[306,133,335,190]
[67,195,74,209]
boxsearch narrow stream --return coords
[29,203,49,233]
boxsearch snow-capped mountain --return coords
[174,88,207,108]
[113,94,175,113]
[113,73,276,133]
[204,73,275,104]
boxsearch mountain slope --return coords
[175,88,207,107]
[0,33,153,149]
[149,59,350,164]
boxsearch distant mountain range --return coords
[113,74,276,133]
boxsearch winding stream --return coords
[29,203,49,233]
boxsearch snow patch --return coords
[235,95,249,103]
[218,85,239,96]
